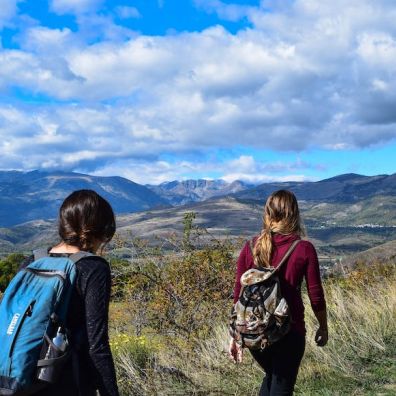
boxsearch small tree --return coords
[182,212,196,252]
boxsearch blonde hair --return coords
[253,190,305,267]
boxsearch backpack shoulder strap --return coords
[69,251,96,263]
[33,249,99,264]
[33,248,49,261]
[248,238,301,271]
[273,239,301,274]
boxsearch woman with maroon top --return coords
[228,190,328,396]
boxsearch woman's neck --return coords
[49,242,80,254]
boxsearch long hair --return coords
[253,190,304,267]
[58,189,116,253]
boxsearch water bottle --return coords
[52,327,68,352]
[37,327,68,383]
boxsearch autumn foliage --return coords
[109,212,237,341]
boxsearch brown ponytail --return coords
[253,190,304,267]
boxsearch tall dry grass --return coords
[297,272,396,395]
[111,265,396,395]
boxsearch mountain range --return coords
[1,170,395,228]
[0,170,395,257]
[0,170,167,227]
[0,171,257,227]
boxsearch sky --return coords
[0,0,395,184]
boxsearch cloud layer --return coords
[1,0,396,182]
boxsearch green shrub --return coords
[0,253,25,292]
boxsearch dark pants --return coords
[250,331,306,396]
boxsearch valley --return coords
[0,170,395,267]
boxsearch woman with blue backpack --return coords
[0,190,119,396]
[229,190,328,396]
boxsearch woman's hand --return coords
[313,309,328,347]
[315,327,328,347]
[228,337,243,363]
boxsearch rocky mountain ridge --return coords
[146,179,253,205]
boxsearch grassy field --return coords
[109,260,396,396]
[1,214,394,395]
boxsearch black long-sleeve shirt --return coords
[20,252,119,396]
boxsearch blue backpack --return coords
[0,249,94,395]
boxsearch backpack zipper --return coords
[24,268,66,282]
[8,270,67,375]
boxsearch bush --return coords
[109,212,236,342]
[0,253,25,292]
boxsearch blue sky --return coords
[0,0,395,184]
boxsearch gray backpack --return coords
[229,240,300,350]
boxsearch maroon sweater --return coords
[233,233,326,336]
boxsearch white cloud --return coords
[50,0,103,15]
[115,6,141,20]
[1,0,396,180]
[222,172,311,184]
[194,0,254,22]
[221,155,319,183]
[0,101,321,183]
[74,13,137,42]
[21,26,76,51]
[90,155,318,184]
[90,160,199,185]
[0,0,21,29]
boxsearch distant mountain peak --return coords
[147,179,253,206]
